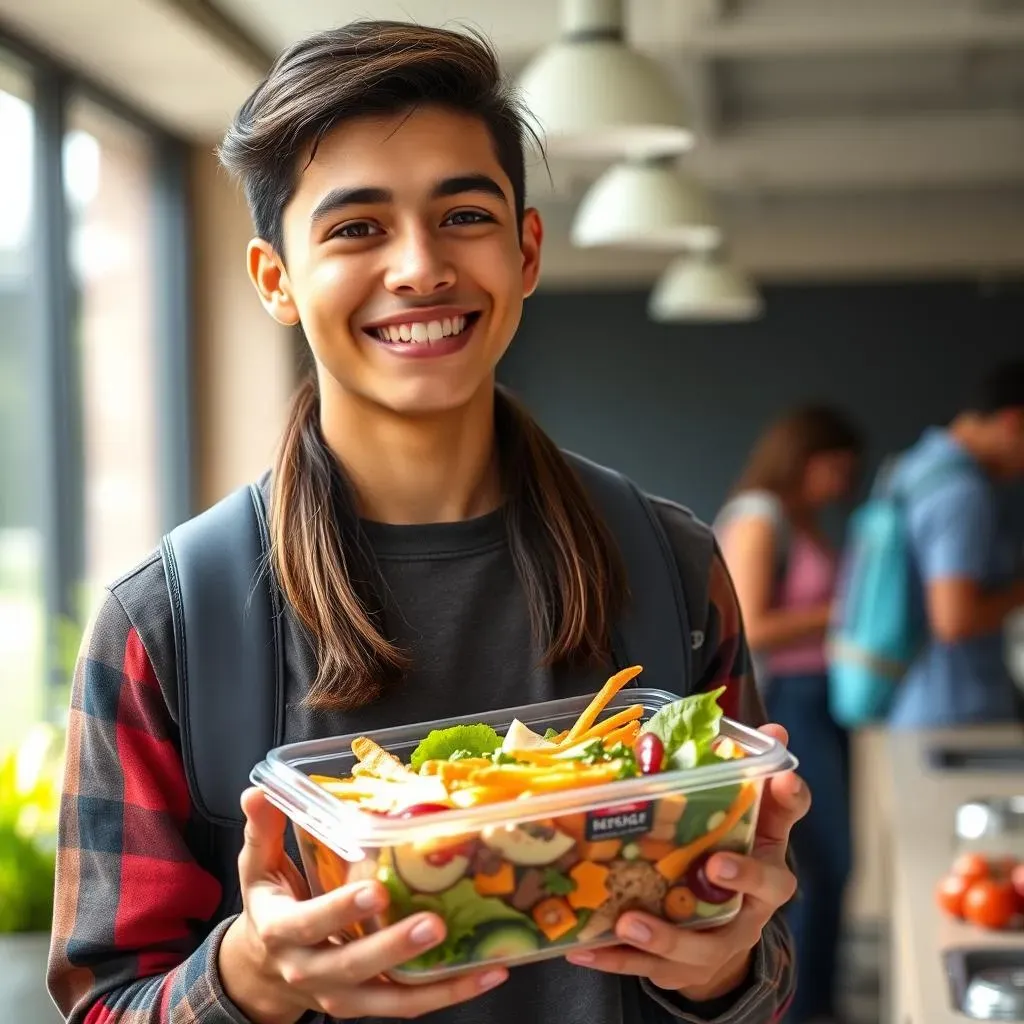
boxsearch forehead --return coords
[288,106,512,211]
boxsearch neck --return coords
[318,377,502,524]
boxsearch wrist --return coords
[674,948,753,1004]
[218,916,305,1024]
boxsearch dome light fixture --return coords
[648,250,764,323]
[571,157,721,251]
[517,0,693,159]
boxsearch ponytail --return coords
[270,378,627,710]
[270,376,407,709]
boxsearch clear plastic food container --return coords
[251,688,797,984]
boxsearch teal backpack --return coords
[827,452,974,727]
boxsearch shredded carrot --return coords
[576,704,644,742]
[654,783,757,883]
[601,721,642,748]
[562,666,644,745]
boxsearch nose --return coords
[383,225,456,295]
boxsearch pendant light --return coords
[648,250,763,323]
[571,156,721,250]
[517,0,693,159]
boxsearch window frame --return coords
[0,24,192,693]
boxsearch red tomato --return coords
[1011,863,1024,910]
[952,852,991,885]
[963,878,1018,930]
[936,873,972,918]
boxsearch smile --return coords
[368,313,480,345]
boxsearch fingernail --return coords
[478,969,506,990]
[410,918,441,946]
[567,951,595,964]
[714,856,740,880]
[354,885,380,910]
[621,919,652,944]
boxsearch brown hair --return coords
[219,22,626,710]
[218,20,534,254]
[733,404,863,500]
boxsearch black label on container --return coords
[584,800,653,841]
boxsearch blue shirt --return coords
[889,428,1019,728]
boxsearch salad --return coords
[300,667,760,975]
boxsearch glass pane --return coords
[65,98,161,597]
[0,55,46,755]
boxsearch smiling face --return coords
[248,105,542,417]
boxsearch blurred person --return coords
[47,20,807,1024]
[887,360,1024,729]
[716,406,864,1024]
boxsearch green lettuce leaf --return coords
[640,687,726,770]
[409,724,502,771]
[380,870,536,970]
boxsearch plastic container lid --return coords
[252,687,798,861]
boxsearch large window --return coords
[0,55,44,754]
[0,37,190,752]
[66,98,162,594]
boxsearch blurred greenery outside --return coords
[0,529,94,932]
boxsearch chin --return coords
[374,379,490,418]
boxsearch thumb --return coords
[238,786,288,886]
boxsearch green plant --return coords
[0,723,63,933]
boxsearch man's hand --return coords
[566,725,808,1003]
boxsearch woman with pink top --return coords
[716,406,863,1024]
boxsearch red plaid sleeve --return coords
[48,582,252,1024]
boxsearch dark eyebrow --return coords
[432,174,508,204]
[310,186,392,225]
[309,174,508,227]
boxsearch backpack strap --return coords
[160,481,285,827]
[563,452,692,694]
[161,457,693,826]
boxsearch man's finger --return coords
[755,769,810,851]
[238,787,289,884]
[758,723,789,748]
[319,969,508,1020]
[702,852,797,912]
[249,878,390,951]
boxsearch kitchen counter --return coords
[887,724,1024,1024]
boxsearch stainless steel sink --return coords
[946,949,1024,1020]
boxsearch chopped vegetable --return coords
[664,886,697,923]
[410,724,503,771]
[655,783,757,883]
[567,861,611,910]
[561,666,644,745]
[640,687,727,770]
[474,861,516,897]
[532,897,578,941]
[542,868,576,897]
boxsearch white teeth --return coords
[372,315,474,343]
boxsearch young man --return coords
[48,21,805,1024]
[889,360,1024,728]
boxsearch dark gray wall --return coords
[500,281,1024,526]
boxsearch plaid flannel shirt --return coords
[48,537,795,1024]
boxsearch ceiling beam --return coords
[669,9,1024,56]
[534,187,1024,286]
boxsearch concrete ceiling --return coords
[2,0,1023,283]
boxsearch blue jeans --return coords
[767,672,852,1024]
